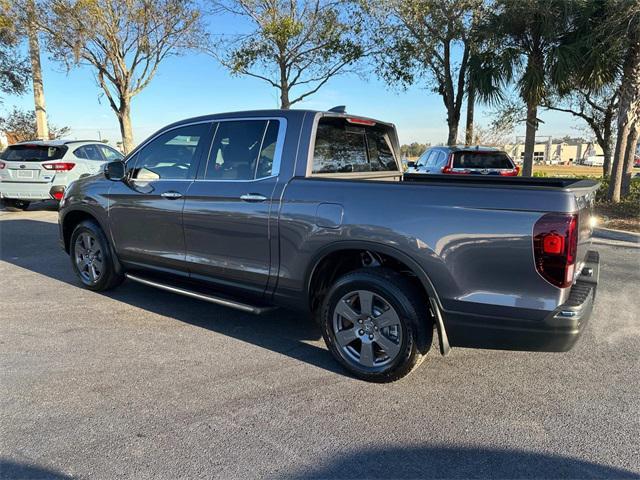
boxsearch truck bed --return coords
[403,173,599,191]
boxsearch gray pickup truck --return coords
[59,108,600,382]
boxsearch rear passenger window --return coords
[98,145,124,161]
[74,145,103,161]
[132,123,209,181]
[435,151,448,168]
[416,149,433,167]
[312,118,398,174]
[204,120,279,181]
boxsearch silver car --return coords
[0,140,123,210]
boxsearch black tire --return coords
[70,220,124,291]
[1,199,30,211]
[320,268,433,383]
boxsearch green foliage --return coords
[596,177,640,205]
[477,0,579,107]
[364,0,482,144]
[0,107,70,141]
[400,142,429,157]
[0,0,30,96]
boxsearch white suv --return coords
[0,140,123,210]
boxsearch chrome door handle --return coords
[161,191,183,199]
[240,193,267,202]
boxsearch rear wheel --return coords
[70,220,123,291]
[320,268,432,382]
[1,199,30,211]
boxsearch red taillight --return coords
[542,233,565,254]
[441,154,454,173]
[52,190,64,201]
[42,162,75,171]
[499,169,518,176]
[0,161,5,169]
[533,213,579,288]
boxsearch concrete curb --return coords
[594,228,640,245]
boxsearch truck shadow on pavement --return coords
[0,459,71,480]
[292,446,640,479]
[0,218,345,377]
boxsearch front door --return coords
[108,122,212,274]
[183,118,284,295]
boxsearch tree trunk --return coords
[118,100,134,154]
[27,0,48,141]
[522,102,538,177]
[602,141,613,178]
[601,124,613,178]
[608,15,640,202]
[446,122,458,146]
[279,60,290,109]
[465,84,475,146]
[621,122,639,196]
[280,89,290,109]
[609,120,633,202]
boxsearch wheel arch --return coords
[306,241,443,312]
[307,241,450,356]
[61,207,110,254]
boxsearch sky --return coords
[1,13,589,149]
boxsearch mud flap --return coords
[429,297,450,356]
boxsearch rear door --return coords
[0,144,67,184]
[108,122,212,274]
[73,144,106,174]
[183,118,285,295]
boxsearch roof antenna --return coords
[328,105,346,113]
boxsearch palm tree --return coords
[554,0,637,200]
[473,0,577,177]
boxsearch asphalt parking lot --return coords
[1,205,639,479]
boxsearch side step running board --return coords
[125,273,276,315]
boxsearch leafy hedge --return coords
[532,171,639,218]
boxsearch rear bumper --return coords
[444,250,599,352]
[0,182,63,201]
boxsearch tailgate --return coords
[1,161,52,183]
[571,180,599,271]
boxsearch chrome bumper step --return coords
[125,273,276,315]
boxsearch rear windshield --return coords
[0,145,67,161]
[312,118,398,174]
[453,152,513,169]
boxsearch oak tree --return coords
[40,0,206,153]
[212,0,364,109]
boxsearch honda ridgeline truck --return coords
[58,108,600,382]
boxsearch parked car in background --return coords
[0,140,123,210]
[407,146,520,176]
[59,109,599,382]
[582,155,605,167]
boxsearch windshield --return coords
[0,145,68,161]
[453,152,514,169]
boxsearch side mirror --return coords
[104,161,126,181]
[407,161,416,168]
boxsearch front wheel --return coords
[320,268,433,382]
[70,220,123,291]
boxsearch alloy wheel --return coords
[74,232,104,284]
[332,289,403,370]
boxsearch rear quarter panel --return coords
[275,178,579,323]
